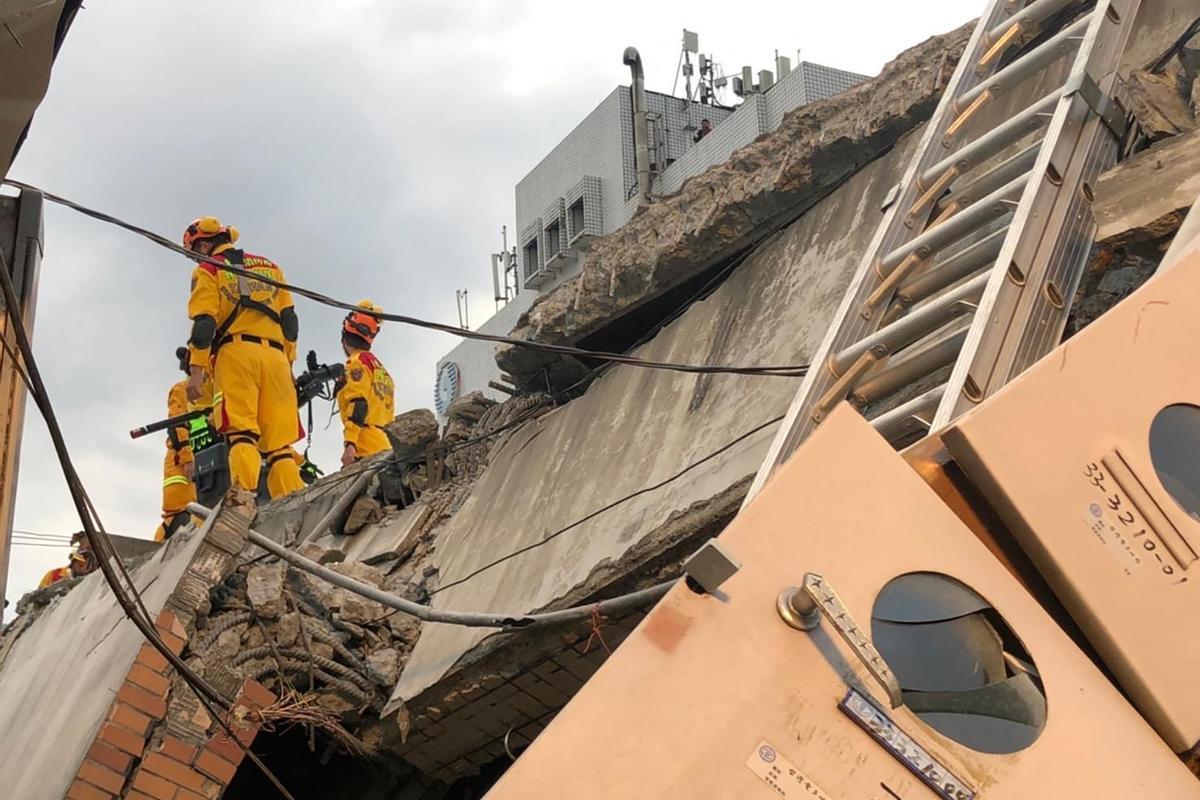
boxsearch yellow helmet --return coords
[182,216,240,251]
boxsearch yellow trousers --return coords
[354,428,391,458]
[214,339,304,498]
[157,450,195,542]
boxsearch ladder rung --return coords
[986,0,1079,48]
[921,89,1061,189]
[831,272,988,375]
[882,174,1027,275]
[935,142,1040,215]
[816,346,886,417]
[896,227,1008,308]
[959,14,1092,114]
[870,385,946,443]
[852,328,969,405]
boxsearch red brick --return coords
[238,679,276,708]
[158,737,199,764]
[157,630,187,656]
[127,793,157,800]
[176,790,206,800]
[98,723,146,757]
[205,733,244,764]
[67,779,113,800]
[128,662,172,698]
[156,609,187,640]
[137,642,171,674]
[87,741,133,775]
[78,760,125,794]
[142,752,206,792]
[194,750,238,784]
[109,702,153,736]
[117,682,168,719]
[131,768,177,799]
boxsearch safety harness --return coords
[212,249,286,351]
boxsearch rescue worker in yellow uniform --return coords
[38,533,97,588]
[156,347,199,542]
[337,301,395,466]
[182,217,305,499]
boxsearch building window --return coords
[568,198,585,243]
[522,238,540,281]
[566,176,603,246]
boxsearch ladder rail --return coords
[744,0,1037,503]
[932,0,1141,427]
[746,0,1138,505]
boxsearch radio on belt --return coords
[943,241,1200,754]
[486,407,1199,799]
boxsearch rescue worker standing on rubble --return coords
[183,216,306,498]
[337,300,395,467]
[156,347,198,541]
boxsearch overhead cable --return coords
[429,413,783,595]
[0,254,297,799]
[3,180,809,379]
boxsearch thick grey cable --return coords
[188,503,674,629]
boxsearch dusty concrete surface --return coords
[0,523,206,800]
[495,22,973,391]
[390,128,924,710]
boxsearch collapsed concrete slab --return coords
[495,22,975,391]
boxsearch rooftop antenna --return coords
[682,29,699,101]
[492,225,517,310]
[456,289,469,330]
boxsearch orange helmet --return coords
[182,216,239,252]
[343,300,382,347]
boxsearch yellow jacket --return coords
[38,566,72,589]
[187,249,297,368]
[166,379,193,466]
[338,350,395,453]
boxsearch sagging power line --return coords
[2,180,811,380]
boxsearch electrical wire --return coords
[0,253,297,800]
[189,503,673,630]
[2,180,810,380]
[430,413,784,596]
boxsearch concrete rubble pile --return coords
[176,390,556,753]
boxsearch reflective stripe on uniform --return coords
[163,475,191,488]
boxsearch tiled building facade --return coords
[435,62,868,417]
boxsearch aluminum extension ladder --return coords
[746,0,1141,503]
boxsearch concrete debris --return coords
[496,21,974,391]
[446,391,495,426]
[332,560,387,588]
[299,541,345,564]
[1125,67,1196,140]
[1093,127,1200,247]
[333,591,387,625]
[275,610,301,647]
[368,648,402,686]
[344,496,383,536]
[385,408,439,461]
[1067,238,1168,338]
[246,561,287,618]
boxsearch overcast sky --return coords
[2,0,971,611]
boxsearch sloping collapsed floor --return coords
[2,2,1200,797]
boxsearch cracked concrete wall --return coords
[0,525,205,800]
[390,128,924,710]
